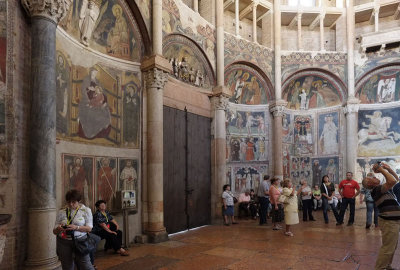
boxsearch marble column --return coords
[210,94,229,222]
[252,2,258,43]
[374,6,379,32]
[274,0,282,100]
[21,0,71,269]
[346,0,355,97]
[320,12,325,51]
[235,0,240,36]
[216,0,224,86]
[153,0,163,55]
[193,0,199,12]
[270,101,287,179]
[141,56,171,242]
[344,98,360,174]
[297,13,302,51]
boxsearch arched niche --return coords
[224,62,274,105]
[59,0,146,62]
[163,34,216,89]
[355,64,400,104]
[282,69,347,110]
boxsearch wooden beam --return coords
[288,15,298,27]
[224,0,235,10]
[309,15,320,30]
[394,3,400,20]
[329,16,341,29]
[369,10,375,24]
[239,3,253,20]
[257,10,271,22]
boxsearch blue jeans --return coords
[259,196,270,225]
[366,201,379,226]
[339,197,355,224]
[322,197,340,223]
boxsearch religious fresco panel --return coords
[282,113,293,144]
[228,136,268,162]
[95,157,117,209]
[62,154,95,208]
[358,107,400,157]
[356,157,400,182]
[134,0,151,34]
[356,66,400,104]
[226,110,267,136]
[163,34,215,89]
[60,0,143,61]
[55,48,141,148]
[290,156,312,186]
[230,164,269,194]
[283,74,343,110]
[311,157,340,187]
[282,143,292,179]
[318,111,339,156]
[293,115,314,156]
[225,64,272,105]
[355,49,400,81]
[118,158,138,191]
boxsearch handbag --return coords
[73,233,100,255]
[323,184,334,204]
[278,194,288,204]
[233,197,238,204]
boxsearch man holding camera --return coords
[362,162,400,270]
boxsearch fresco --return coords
[134,0,151,33]
[95,157,117,209]
[356,67,400,104]
[318,111,339,156]
[282,113,293,143]
[311,157,340,186]
[118,158,138,191]
[290,157,312,186]
[0,0,5,148]
[163,34,214,89]
[226,110,267,136]
[356,157,400,182]
[283,75,342,109]
[228,136,268,162]
[60,0,143,61]
[293,115,314,155]
[225,64,272,105]
[55,49,141,148]
[355,49,400,81]
[62,154,95,208]
[229,165,268,194]
[282,144,292,179]
[358,107,400,156]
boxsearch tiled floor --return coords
[94,210,399,270]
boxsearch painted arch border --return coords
[281,68,348,107]
[224,61,275,103]
[162,33,216,87]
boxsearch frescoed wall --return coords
[358,107,400,157]
[290,156,312,185]
[293,115,314,155]
[0,0,6,177]
[356,65,400,104]
[356,157,400,182]
[318,111,339,156]
[283,72,344,109]
[60,0,144,61]
[311,157,340,186]
[225,64,272,105]
[228,165,269,194]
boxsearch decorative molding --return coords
[210,95,229,111]
[269,100,287,118]
[21,0,71,24]
[143,68,169,90]
[343,98,360,115]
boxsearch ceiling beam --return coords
[224,0,235,10]
[309,15,320,30]
[369,6,379,24]
[257,10,271,22]
[329,16,341,28]
[288,15,298,27]
[394,3,400,20]
[239,3,253,20]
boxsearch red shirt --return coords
[339,179,360,198]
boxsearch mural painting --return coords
[355,49,400,81]
[282,113,293,143]
[282,144,292,179]
[226,110,267,136]
[55,50,141,148]
[96,157,117,209]
[290,157,312,186]
[60,0,143,61]
[230,165,268,194]
[358,107,400,156]
[356,67,400,104]
[293,115,313,155]
[0,0,7,177]
[118,158,138,191]
[229,136,268,162]
[356,157,400,182]
[311,157,340,186]
[62,155,94,208]
[163,35,214,89]
[225,64,271,105]
[318,111,339,155]
[135,0,151,33]
[226,165,233,187]
[283,75,342,109]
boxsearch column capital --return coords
[142,55,172,90]
[210,95,229,111]
[319,11,326,20]
[269,100,287,118]
[21,0,71,24]
[343,97,360,115]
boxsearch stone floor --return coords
[94,210,400,270]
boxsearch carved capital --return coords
[210,95,229,111]
[343,97,360,115]
[269,100,287,118]
[21,0,72,24]
[144,68,169,90]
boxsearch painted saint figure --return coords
[97,158,116,207]
[319,114,338,155]
[107,4,129,57]
[120,160,137,190]
[299,89,308,110]
[69,157,89,205]
[123,85,140,146]
[79,0,102,46]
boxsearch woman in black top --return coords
[320,175,340,224]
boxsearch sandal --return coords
[285,232,294,237]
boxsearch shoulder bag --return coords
[73,233,101,255]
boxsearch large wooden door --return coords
[163,106,211,234]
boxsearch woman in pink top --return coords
[269,177,284,230]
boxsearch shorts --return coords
[223,205,234,216]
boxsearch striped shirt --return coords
[371,185,400,220]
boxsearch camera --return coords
[377,161,382,166]
[62,225,68,229]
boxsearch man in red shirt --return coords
[337,172,360,226]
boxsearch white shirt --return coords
[54,204,93,239]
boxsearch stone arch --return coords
[355,63,400,104]
[163,34,216,89]
[125,0,151,56]
[282,68,347,110]
[224,62,274,105]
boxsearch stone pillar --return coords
[210,93,229,222]
[216,0,224,86]
[252,2,258,43]
[235,0,240,36]
[320,12,325,51]
[373,6,379,32]
[274,0,282,100]
[141,55,171,242]
[193,0,199,12]
[346,0,355,97]
[153,0,163,55]
[21,0,71,269]
[344,98,360,174]
[270,101,287,179]
[297,13,302,51]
